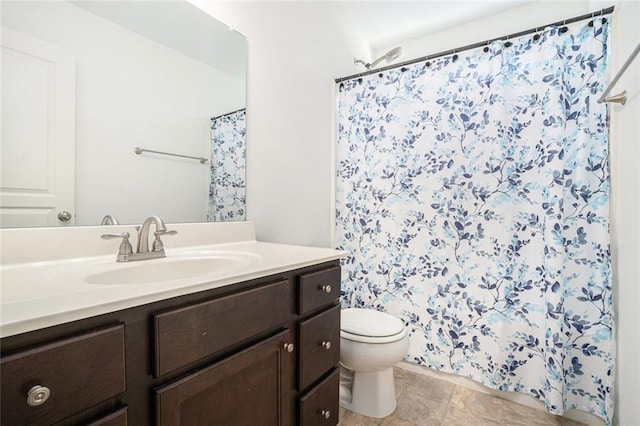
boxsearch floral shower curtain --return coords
[335,18,613,423]
[208,109,246,221]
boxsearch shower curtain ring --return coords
[534,29,540,41]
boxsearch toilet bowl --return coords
[339,308,409,418]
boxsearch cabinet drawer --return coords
[0,324,126,426]
[298,266,341,315]
[298,304,340,390]
[155,330,292,426]
[299,368,339,426]
[154,279,290,376]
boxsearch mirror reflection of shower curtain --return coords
[336,19,613,425]
[208,109,246,221]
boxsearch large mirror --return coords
[0,0,247,228]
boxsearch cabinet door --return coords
[155,330,293,426]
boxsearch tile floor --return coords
[338,367,587,426]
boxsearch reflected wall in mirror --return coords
[0,1,247,228]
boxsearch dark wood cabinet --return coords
[87,406,128,426]
[298,266,341,315]
[153,279,290,377]
[0,324,126,426]
[0,261,341,425]
[296,269,341,426]
[299,369,340,426]
[155,330,293,426]
[298,305,341,391]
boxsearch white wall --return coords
[608,2,640,425]
[189,1,369,248]
[191,2,638,423]
[2,1,245,226]
[374,1,591,60]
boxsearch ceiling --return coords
[326,0,532,49]
[71,0,535,78]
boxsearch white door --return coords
[0,27,76,227]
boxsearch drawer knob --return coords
[320,410,331,419]
[283,342,295,353]
[320,285,332,293]
[27,385,51,407]
[321,341,332,350]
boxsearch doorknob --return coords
[57,211,72,221]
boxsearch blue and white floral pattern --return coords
[208,109,246,221]
[335,20,613,423]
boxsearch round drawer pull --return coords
[320,285,332,294]
[320,410,331,419]
[27,385,51,407]
[321,341,331,350]
[283,343,295,353]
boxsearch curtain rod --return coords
[211,108,246,121]
[597,40,640,104]
[335,6,615,84]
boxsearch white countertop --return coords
[0,222,348,338]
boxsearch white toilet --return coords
[339,308,409,418]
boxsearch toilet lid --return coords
[341,308,405,338]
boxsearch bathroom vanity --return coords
[0,222,346,425]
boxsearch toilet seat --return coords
[341,329,407,344]
[341,308,407,344]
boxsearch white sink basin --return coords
[84,252,258,285]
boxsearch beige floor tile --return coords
[341,367,582,426]
[394,367,416,398]
[440,405,501,426]
[499,399,562,426]
[379,415,416,426]
[448,385,506,422]
[405,372,455,405]
[339,406,382,425]
[391,389,449,426]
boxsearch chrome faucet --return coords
[101,215,177,262]
[100,214,119,225]
[136,215,177,254]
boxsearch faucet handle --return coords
[152,229,177,252]
[101,231,130,240]
[101,232,134,260]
